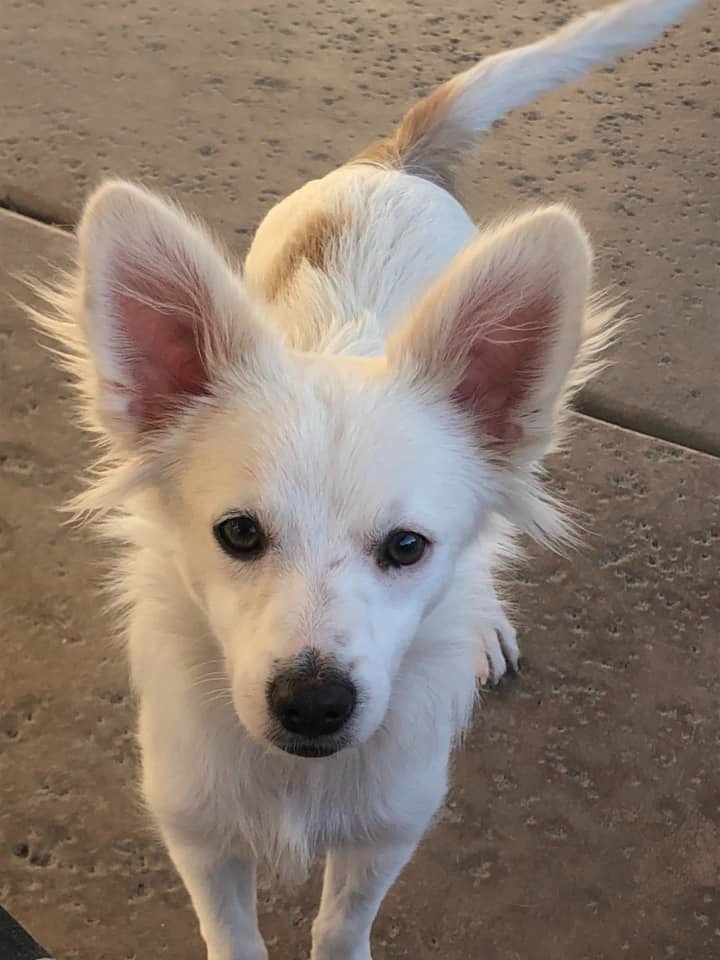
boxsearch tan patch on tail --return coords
[263,209,346,301]
[352,81,461,193]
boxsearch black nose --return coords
[268,672,357,738]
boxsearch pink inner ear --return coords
[452,297,554,444]
[113,264,210,428]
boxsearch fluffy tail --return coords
[355,0,702,188]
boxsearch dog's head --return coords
[50,181,602,757]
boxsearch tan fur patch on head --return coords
[352,81,459,193]
[263,209,347,301]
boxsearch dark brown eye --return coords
[379,529,429,569]
[214,515,266,559]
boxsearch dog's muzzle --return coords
[266,649,357,757]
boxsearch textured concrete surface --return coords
[2,211,720,959]
[1,0,718,451]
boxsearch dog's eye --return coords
[379,529,429,569]
[214,515,266,559]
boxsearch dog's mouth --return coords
[268,732,353,759]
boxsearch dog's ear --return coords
[73,180,271,446]
[388,206,593,463]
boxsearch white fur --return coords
[32,1,701,957]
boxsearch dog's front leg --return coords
[162,828,267,960]
[311,839,419,960]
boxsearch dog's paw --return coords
[475,614,520,686]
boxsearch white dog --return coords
[35,1,701,957]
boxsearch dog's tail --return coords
[355,0,702,188]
